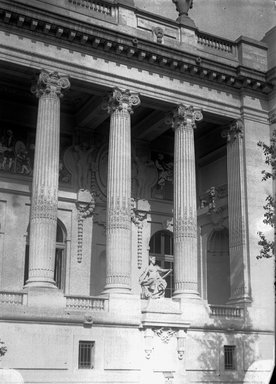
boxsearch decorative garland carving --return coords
[131,198,148,269]
[154,328,176,343]
[76,190,95,263]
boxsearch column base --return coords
[172,289,200,300]
[102,284,131,295]
[24,279,57,289]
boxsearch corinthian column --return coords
[224,119,251,303]
[167,105,203,298]
[104,87,140,293]
[26,70,70,288]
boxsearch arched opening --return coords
[149,230,174,298]
[24,219,67,290]
[207,228,230,304]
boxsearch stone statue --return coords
[139,256,172,299]
[172,0,193,16]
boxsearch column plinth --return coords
[25,70,70,288]
[167,105,203,299]
[103,88,140,293]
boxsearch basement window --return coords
[78,341,95,369]
[224,345,236,370]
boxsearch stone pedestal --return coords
[103,88,140,293]
[167,105,202,299]
[25,70,70,288]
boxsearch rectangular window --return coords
[224,345,236,370]
[78,341,95,369]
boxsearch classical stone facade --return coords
[0,1,275,384]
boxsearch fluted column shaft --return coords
[226,120,251,303]
[26,70,70,288]
[104,88,140,292]
[168,105,203,298]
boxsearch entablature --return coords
[0,0,273,95]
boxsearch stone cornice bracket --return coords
[102,87,140,114]
[166,104,203,130]
[31,69,70,98]
[176,329,187,360]
[221,119,244,143]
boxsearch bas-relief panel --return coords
[0,125,72,184]
[0,124,174,205]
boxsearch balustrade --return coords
[65,295,108,311]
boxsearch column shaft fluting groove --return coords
[226,120,251,302]
[104,88,140,292]
[26,70,70,288]
[168,105,203,298]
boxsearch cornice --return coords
[0,6,273,95]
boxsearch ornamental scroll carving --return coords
[166,104,203,130]
[102,87,141,114]
[31,69,70,98]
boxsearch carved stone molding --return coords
[102,87,140,114]
[166,104,203,130]
[31,69,70,99]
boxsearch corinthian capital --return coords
[102,87,140,114]
[222,119,244,143]
[31,69,70,98]
[166,104,203,130]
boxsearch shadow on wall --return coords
[191,319,274,384]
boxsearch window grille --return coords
[78,341,95,369]
[224,345,236,370]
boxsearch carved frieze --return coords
[154,328,176,343]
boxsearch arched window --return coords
[207,228,230,305]
[24,220,67,291]
[149,230,174,298]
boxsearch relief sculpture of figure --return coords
[139,256,172,299]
